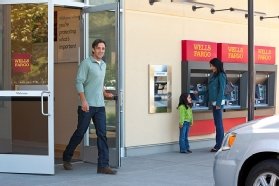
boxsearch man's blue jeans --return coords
[212,106,224,150]
[179,121,190,152]
[63,106,109,168]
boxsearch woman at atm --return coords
[208,58,226,152]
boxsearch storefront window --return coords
[88,10,117,146]
[0,4,49,156]
[1,4,48,91]
[89,11,116,88]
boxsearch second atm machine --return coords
[254,46,277,108]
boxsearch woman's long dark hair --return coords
[209,58,225,75]
[177,92,193,109]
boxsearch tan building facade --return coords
[124,0,279,154]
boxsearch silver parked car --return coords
[213,115,279,186]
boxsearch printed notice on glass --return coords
[57,10,80,63]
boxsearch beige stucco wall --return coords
[54,62,78,146]
[124,0,279,147]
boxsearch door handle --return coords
[41,91,50,116]
[120,90,124,113]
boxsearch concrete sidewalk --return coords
[0,148,215,186]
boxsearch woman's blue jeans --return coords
[179,121,190,152]
[63,106,109,168]
[212,106,224,150]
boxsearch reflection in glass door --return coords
[0,3,54,174]
[82,3,120,167]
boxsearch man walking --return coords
[63,39,117,175]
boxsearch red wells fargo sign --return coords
[12,53,32,73]
[255,46,275,64]
[217,43,248,63]
[181,40,217,62]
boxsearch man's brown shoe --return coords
[63,161,73,170]
[97,167,117,175]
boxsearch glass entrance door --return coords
[0,2,54,174]
[82,3,120,167]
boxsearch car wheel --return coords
[245,159,279,186]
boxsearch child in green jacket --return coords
[177,92,193,153]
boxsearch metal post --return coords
[248,0,255,121]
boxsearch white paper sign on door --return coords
[57,10,80,63]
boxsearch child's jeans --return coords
[179,121,190,152]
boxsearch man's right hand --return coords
[79,92,89,112]
[81,100,89,112]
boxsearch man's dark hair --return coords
[92,39,106,49]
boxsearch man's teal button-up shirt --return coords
[76,56,106,107]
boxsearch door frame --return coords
[0,1,55,174]
[0,0,123,174]
[81,2,122,167]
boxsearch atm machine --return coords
[190,83,208,110]
[254,73,269,107]
[255,84,267,106]
[223,73,241,109]
[188,70,209,110]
